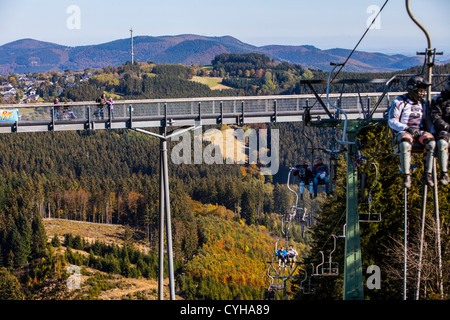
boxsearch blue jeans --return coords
[314,176,330,194]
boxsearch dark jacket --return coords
[294,164,313,182]
[312,163,329,178]
[96,95,106,106]
[431,89,450,134]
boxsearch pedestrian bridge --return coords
[0,91,398,134]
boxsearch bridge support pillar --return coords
[132,122,201,300]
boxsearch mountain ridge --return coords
[0,34,429,74]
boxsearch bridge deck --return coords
[0,92,397,133]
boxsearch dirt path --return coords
[98,277,180,300]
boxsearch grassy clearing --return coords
[190,76,233,90]
[44,218,126,245]
[42,218,180,300]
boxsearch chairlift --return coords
[359,163,382,223]
[321,235,339,276]
[300,264,317,295]
[281,210,291,240]
[263,285,278,300]
[287,168,310,212]
[296,207,308,224]
[268,282,283,291]
[287,168,300,208]
[314,254,325,276]
[267,243,300,294]
[273,240,289,271]
[301,105,342,196]
[286,168,308,224]
[337,224,346,239]
[319,134,343,194]
[267,262,279,279]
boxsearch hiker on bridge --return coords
[388,75,435,188]
[96,93,107,119]
[430,75,450,186]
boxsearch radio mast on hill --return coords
[130,28,134,64]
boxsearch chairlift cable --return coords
[305,0,390,111]
[333,0,390,78]
[309,209,346,262]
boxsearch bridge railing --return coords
[0,92,422,133]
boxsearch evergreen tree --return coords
[30,212,47,259]
[16,211,32,262]
[0,267,24,300]
[51,234,61,247]
[9,228,27,268]
[240,189,256,225]
[73,235,84,250]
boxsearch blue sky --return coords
[0,0,449,57]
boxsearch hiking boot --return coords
[326,193,331,199]
[421,173,434,187]
[402,174,411,188]
[439,172,449,185]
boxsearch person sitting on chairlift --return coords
[286,245,298,269]
[388,76,435,188]
[294,158,314,200]
[312,157,330,198]
[430,75,450,186]
[275,246,287,268]
[284,210,294,222]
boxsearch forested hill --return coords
[0,56,449,300]
[1,126,448,300]
[0,125,313,299]
[0,35,432,74]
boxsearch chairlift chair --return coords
[263,286,277,300]
[296,167,314,200]
[286,168,308,223]
[287,168,309,210]
[359,195,382,222]
[296,207,308,224]
[287,168,300,207]
[359,162,382,223]
[302,278,316,295]
[337,224,346,239]
[315,130,343,195]
[269,282,283,291]
[301,264,317,295]
[267,263,278,279]
[272,240,289,271]
[281,210,291,239]
[321,236,339,276]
